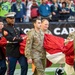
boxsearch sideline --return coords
[5,67,57,75]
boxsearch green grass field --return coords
[16,63,62,69]
[16,63,66,75]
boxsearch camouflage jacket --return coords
[25,28,46,59]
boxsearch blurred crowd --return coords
[0,0,75,22]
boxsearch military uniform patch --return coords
[3,30,8,36]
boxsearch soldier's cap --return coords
[5,12,16,18]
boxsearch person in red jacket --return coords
[0,19,7,75]
[30,0,39,20]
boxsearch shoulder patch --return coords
[3,30,8,36]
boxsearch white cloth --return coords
[46,52,65,64]
[64,63,75,75]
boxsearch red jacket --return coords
[0,37,7,59]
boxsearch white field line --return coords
[5,67,58,75]
[15,67,57,74]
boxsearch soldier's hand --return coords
[27,58,32,64]
[22,36,27,40]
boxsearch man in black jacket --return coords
[0,19,7,75]
[2,12,28,75]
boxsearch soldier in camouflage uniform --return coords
[41,19,65,75]
[25,18,46,75]
[64,31,75,75]
[41,19,52,34]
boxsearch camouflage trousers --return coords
[32,58,46,75]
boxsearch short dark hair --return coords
[32,18,41,24]
[62,2,67,6]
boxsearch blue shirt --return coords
[39,4,51,17]
[11,2,26,18]
[51,3,61,14]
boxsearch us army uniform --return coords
[25,28,46,75]
[42,29,52,34]
[64,31,75,75]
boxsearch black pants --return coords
[0,59,7,75]
[7,55,28,75]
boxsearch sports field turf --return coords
[15,63,66,75]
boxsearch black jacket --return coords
[2,24,24,57]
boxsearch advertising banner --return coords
[15,22,75,38]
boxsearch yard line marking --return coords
[5,67,58,75]
[15,67,57,75]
